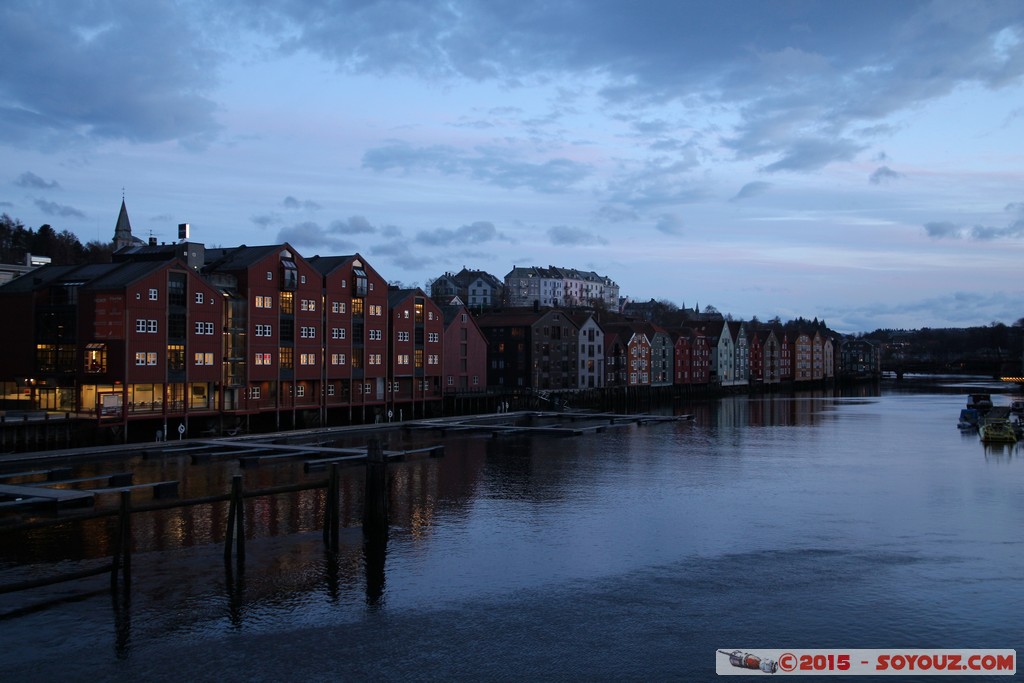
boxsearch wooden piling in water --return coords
[224,474,245,563]
[110,489,131,590]
[363,438,389,536]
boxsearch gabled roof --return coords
[203,244,286,273]
[85,258,181,290]
[306,253,364,276]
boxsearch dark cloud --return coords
[329,216,376,235]
[0,2,220,148]
[15,172,60,190]
[925,205,1024,240]
[34,198,84,218]
[362,142,590,193]
[283,196,322,211]
[416,221,508,246]
[597,205,639,223]
[654,214,684,236]
[370,240,429,271]
[548,226,607,246]
[252,213,282,228]
[759,138,864,173]
[276,221,356,252]
[869,166,905,185]
[730,181,772,202]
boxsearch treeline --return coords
[862,323,1024,362]
[0,214,112,265]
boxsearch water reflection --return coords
[2,380,1023,678]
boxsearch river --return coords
[0,378,1021,681]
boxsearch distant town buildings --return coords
[0,200,881,440]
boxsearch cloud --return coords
[363,142,591,193]
[730,181,773,202]
[597,205,639,223]
[283,196,322,211]
[654,214,684,236]
[0,3,221,148]
[924,203,1024,240]
[869,166,905,185]
[328,216,376,235]
[34,198,84,218]
[15,171,60,190]
[547,225,607,246]
[251,213,281,229]
[416,221,509,246]
[276,221,356,252]
[758,138,864,173]
[371,240,428,271]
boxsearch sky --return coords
[2,0,1023,334]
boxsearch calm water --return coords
[1,379,1022,681]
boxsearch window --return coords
[300,275,306,284]
[136,319,147,333]
[398,331,409,342]
[300,326,316,339]
[369,304,382,316]
[352,298,364,316]
[397,354,409,365]
[415,349,423,368]
[369,329,382,341]
[255,295,273,309]
[428,354,439,365]
[194,321,215,335]
[135,352,147,366]
[194,352,214,365]
[195,292,204,304]
[296,385,305,397]
[331,327,345,340]
[300,353,316,365]
[428,332,439,343]
[255,352,272,366]
[266,270,273,281]
[332,301,347,314]
[327,383,335,396]
[85,344,107,373]
[147,352,158,366]
[167,344,185,371]
[447,376,454,386]
[255,324,272,337]
[331,353,346,365]
[149,288,158,301]
[300,299,316,312]
[280,291,294,314]
[279,347,293,369]
[250,386,261,399]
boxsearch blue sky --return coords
[2,0,1022,333]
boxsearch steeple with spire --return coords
[113,197,134,251]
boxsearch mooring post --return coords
[225,474,245,562]
[363,438,389,536]
[233,474,245,562]
[111,489,132,590]
[323,462,340,551]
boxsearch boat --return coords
[967,394,993,413]
[979,419,1017,444]
[957,408,979,430]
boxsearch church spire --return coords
[113,197,133,251]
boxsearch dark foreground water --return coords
[1,379,1021,681]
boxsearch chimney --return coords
[149,236,158,246]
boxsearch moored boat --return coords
[979,419,1017,444]
[958,408,979,430]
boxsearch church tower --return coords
[113,198,134,251]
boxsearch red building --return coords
[309,253,390,423]
[387,288,444,418]
[440,301,487,393]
